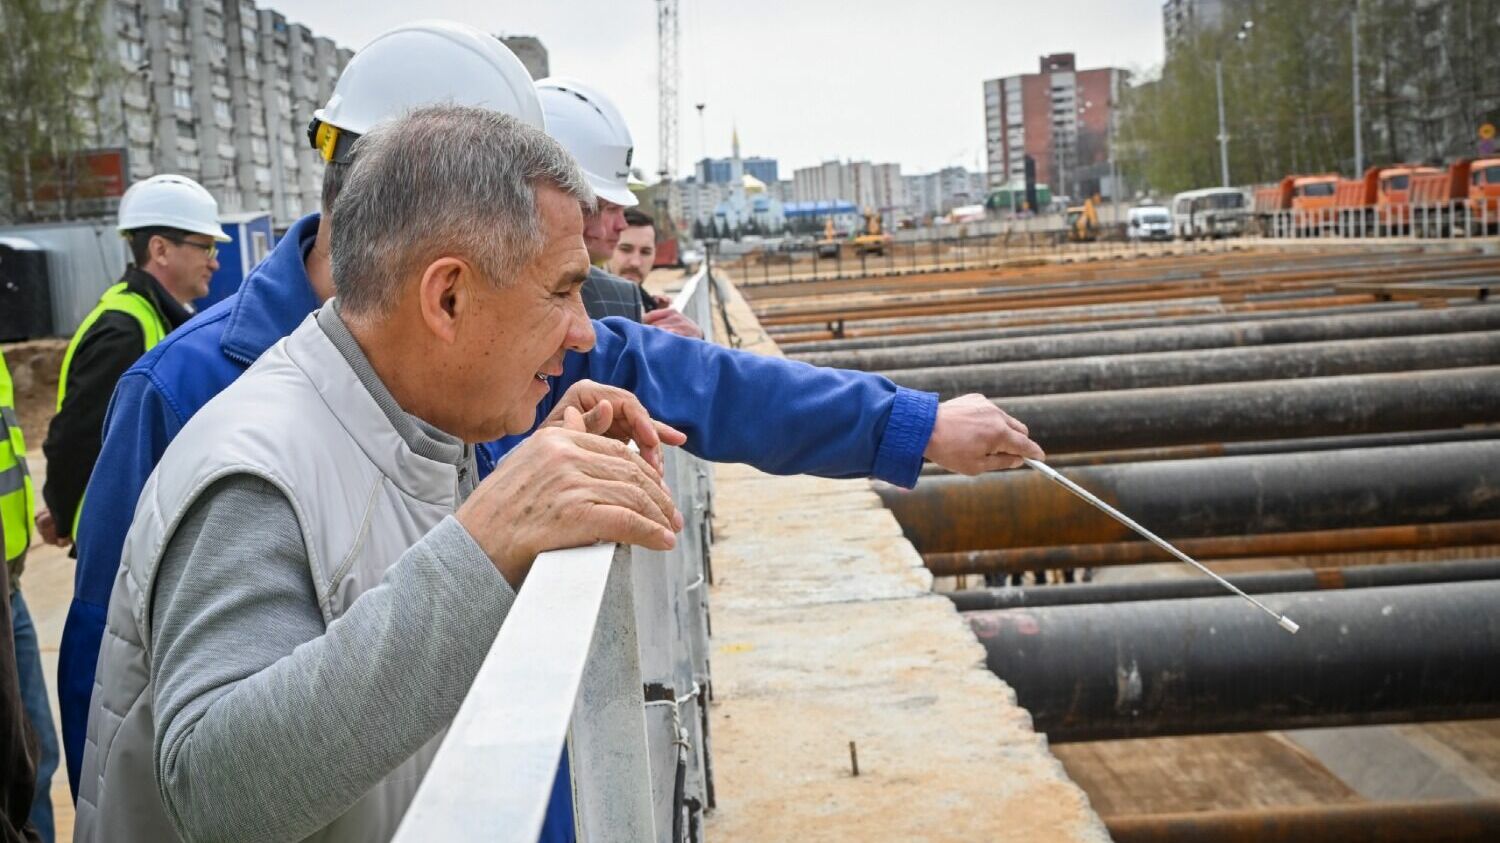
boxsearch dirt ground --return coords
[2,339,66,448]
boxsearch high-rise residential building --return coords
[1163,0,1227,55]
[871,163,906,214]
[695,156,778,186]
[982,53,1126,201]
[903,167,986,219]
[80,0,353,226]
[791,159,900,210]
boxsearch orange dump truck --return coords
[1464,158,1500,232]
[1253,174,1338,233]
[1333,165,1442,232]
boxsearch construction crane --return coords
[656,0,679,181]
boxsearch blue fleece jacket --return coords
[59,212,938,837]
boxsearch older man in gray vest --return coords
[77,106,683,841]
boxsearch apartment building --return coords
[97,0,352,225]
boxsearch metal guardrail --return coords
[1258,202,1500,240]
[393,268,718,842]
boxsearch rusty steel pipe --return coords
[751,257,1500,321]
[883,331,1500,401]
[944,558,1500,611]
[1104,801,1500,843]
[922,519,1500,577]
[754,261,1500,325]
[882,441,1500,554]
[786,298,1430,358]
[744,250,1500,304]
[996,367,1500,454]
[771,293,1380,347]
[968,581,1500,740]
[803,303,1500,372]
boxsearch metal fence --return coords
[393,268,718,843]
[1257,202,1500,240]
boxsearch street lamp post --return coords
[1352,0,1364,174]
[1215,60,1230,187]
[1215,20,1254,188]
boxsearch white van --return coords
[1127,205,1172,241]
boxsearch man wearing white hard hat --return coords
[65,22,598,843]
[56,16,568,810]
[537,77,701,337]
[40,174,228,551]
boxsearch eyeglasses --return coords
[163,235,219,260]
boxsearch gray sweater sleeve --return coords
[149,474,515,842]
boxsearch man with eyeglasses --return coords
[39,174,228,552]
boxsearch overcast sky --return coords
[269,0,1167,180]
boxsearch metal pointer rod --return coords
[1022,457,1300,634]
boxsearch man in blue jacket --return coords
[60,22,1040,833]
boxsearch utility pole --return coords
[1352,0,1364,174]
[1216,20,1254,189]
[1215,59,1230,187]
[656,0,680,181]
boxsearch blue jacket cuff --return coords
[872,387,939,489]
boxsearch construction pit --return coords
[710,241,1500,841]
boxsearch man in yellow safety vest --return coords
[2,348,47,840]
[38,175,228,550]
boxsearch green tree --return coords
[1121,0,1500,196]
[0,0,117,222]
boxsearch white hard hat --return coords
[537,78,638,208]
[308,19,544,164]
[116,174,231,242]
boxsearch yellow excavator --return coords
[1066,195,1101,242]
[852,209,892,256]
[816,217,842,258]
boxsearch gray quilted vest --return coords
[76,311,464,842]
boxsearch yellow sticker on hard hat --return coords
[315,122,341,162]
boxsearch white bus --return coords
[1171,187,1251,240]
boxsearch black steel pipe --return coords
[997,367,1500,453]
[884,331,1500,401]
[782,299,1432,356]
[944,558,1500,611]
[882,440,1500,553]
[919,424,1500,473]
[967,581,1500,741]
[803,302,1500,372]
[1105,800,1500,843]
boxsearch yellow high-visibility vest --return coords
[54,281,169,533]
[0,348,36,566]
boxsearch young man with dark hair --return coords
[608,207,658,284]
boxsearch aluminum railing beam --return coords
[393,544,654,843]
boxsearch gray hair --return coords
[330,105,595,314]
